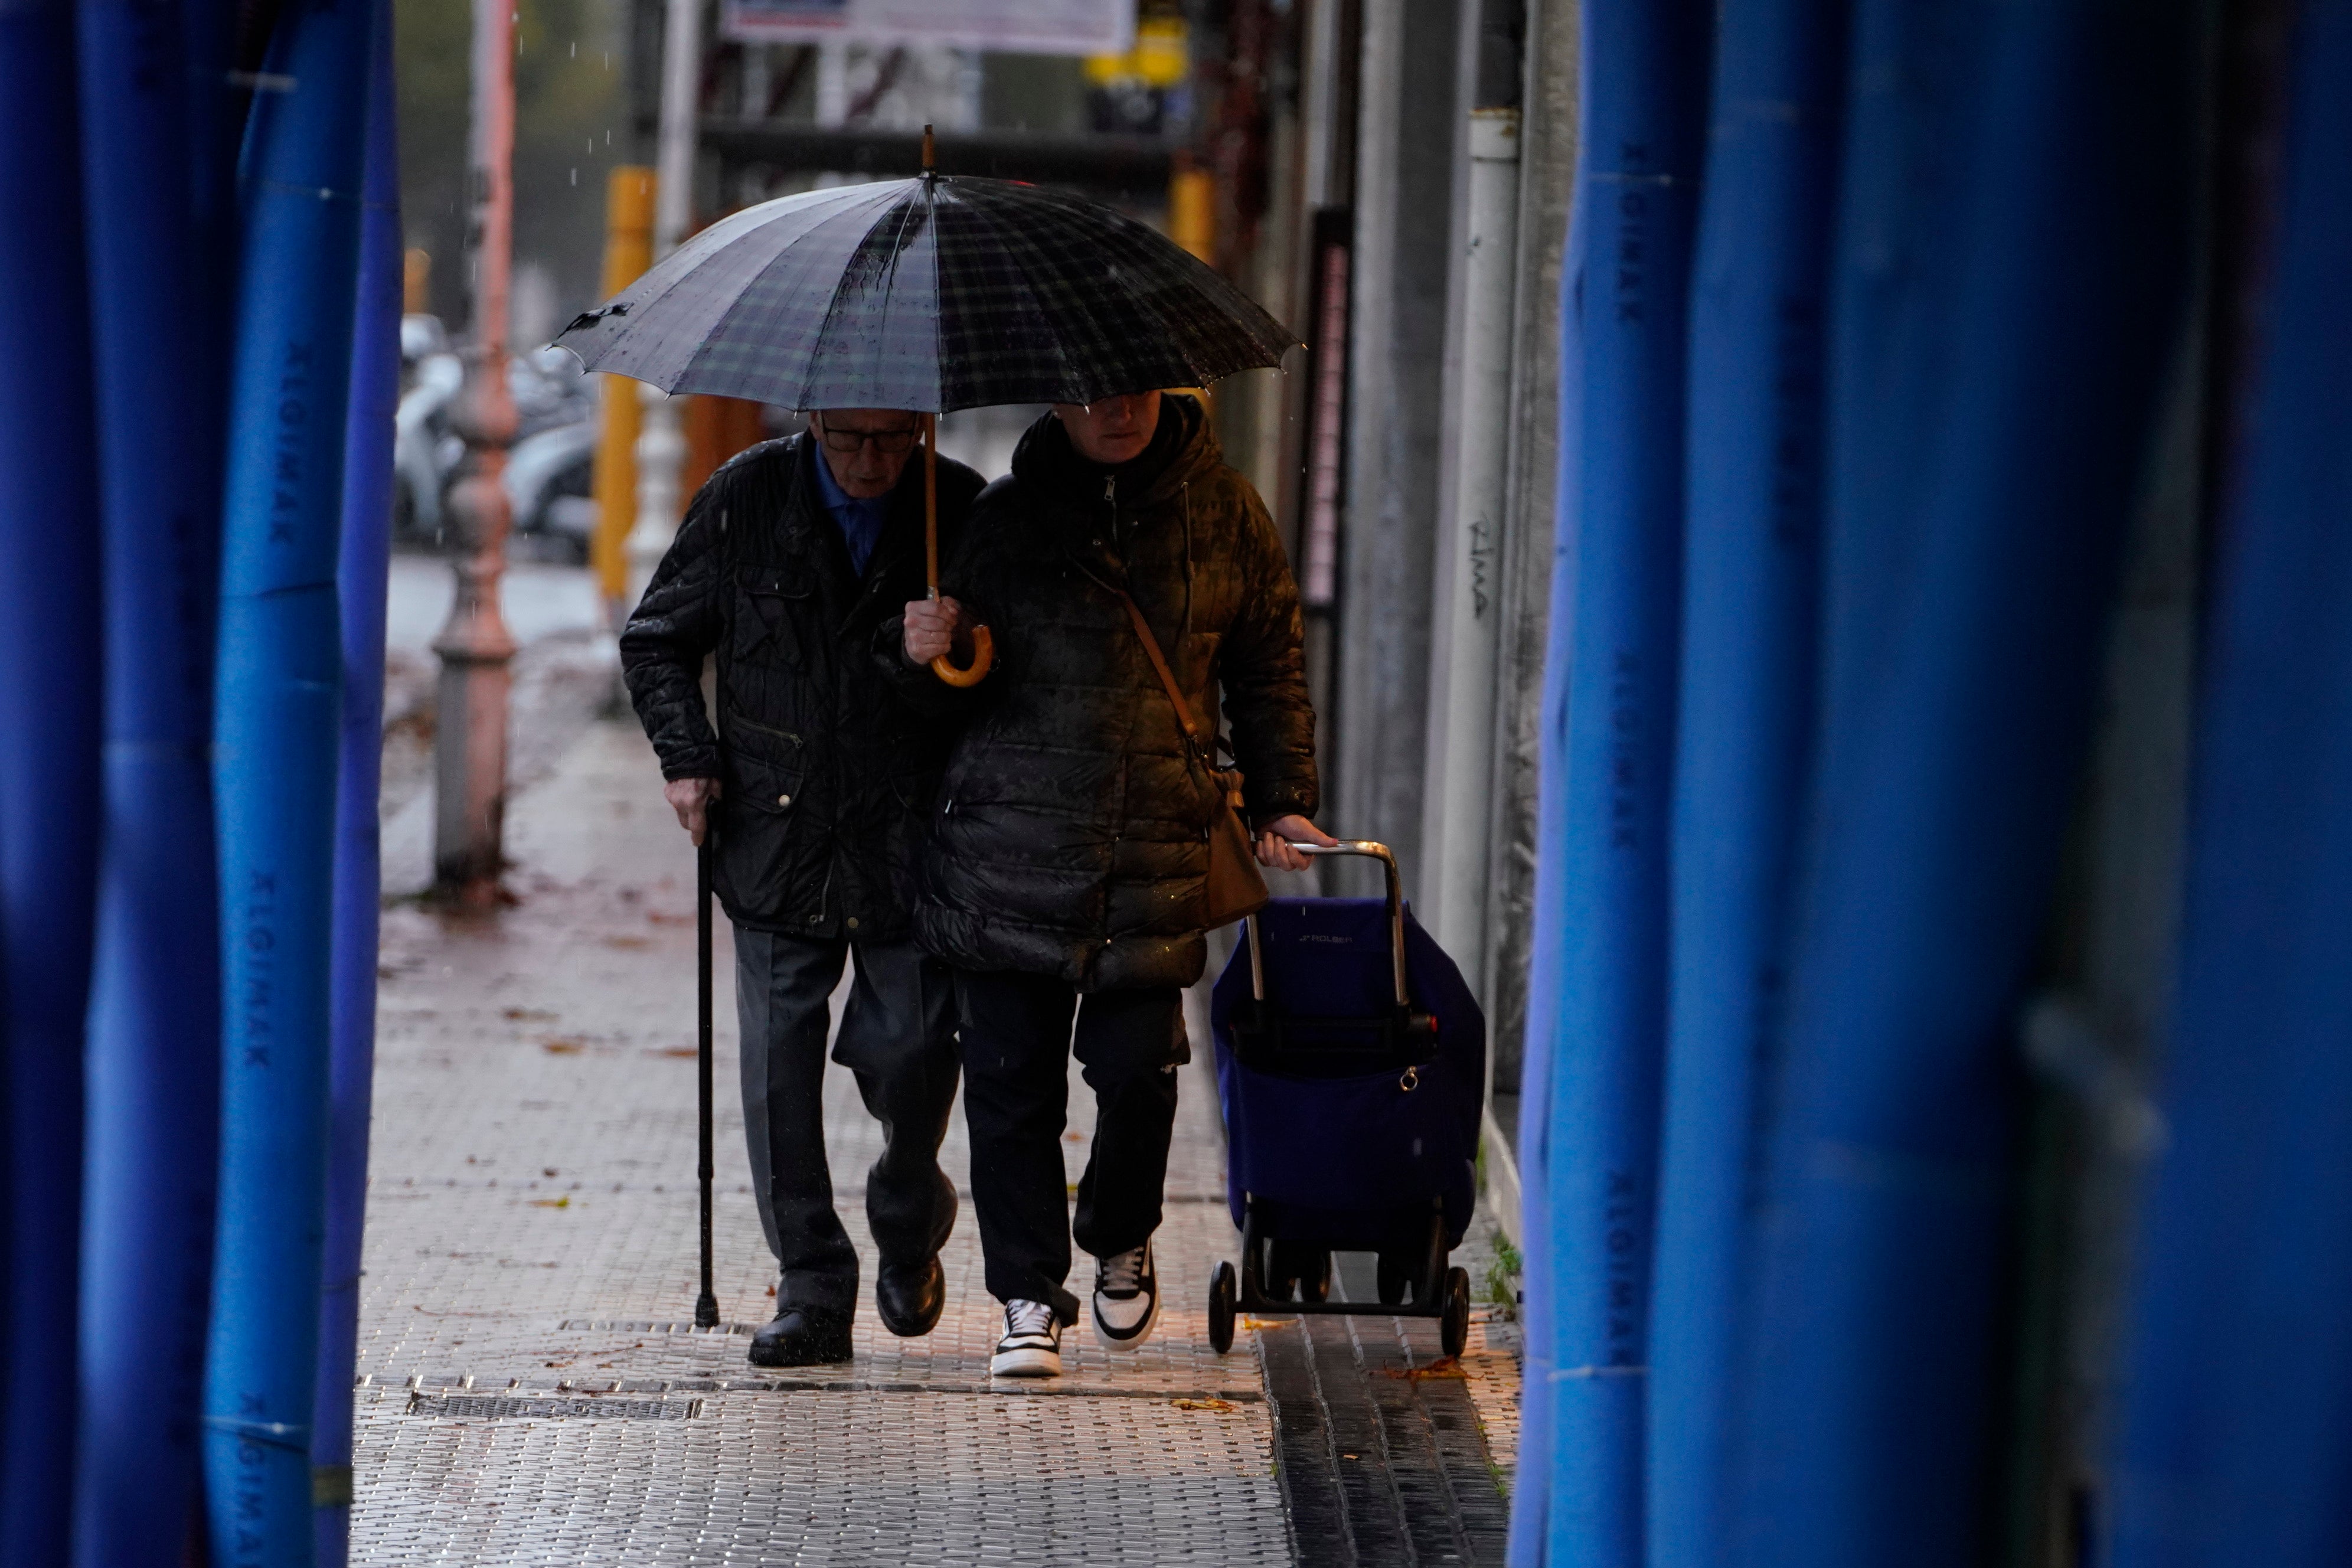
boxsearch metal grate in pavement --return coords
[1256,1311,1510,1567]
[410,1393,705,1421]
[406,1373,1263,1402]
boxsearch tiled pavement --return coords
[351,718,1517,1565]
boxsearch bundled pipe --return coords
[311,11,400,1563]
[0,4,105,1560]
[1642,2,1843,1562]
[204,0,375,1559]
[1719,4,2194,1561]
[70,0,239,1555]
[2110,5,2352,1561]
[1507,1,1708,1562]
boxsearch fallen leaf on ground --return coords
[651,1047,697,1059]
[1170,1398,1236,1412]
[1378,1356,1466,1380]
[530,1195,570,1209]
[541,1039,584,1055]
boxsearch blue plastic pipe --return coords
[312,15,400,1563]
[1645,3,1843,1563]
[1507,316,1576,1568]
[1719,5,2194,1562]
[71,0,239,1556]
[1507,2,1707,1563]
[204,1,374,1560]
[2109,6,2352,1563]
[0,5,104,1562]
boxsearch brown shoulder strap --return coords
[1114,590,1203,747]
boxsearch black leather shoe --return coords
[876,1255,946,1337]
[747,1306,853,1368]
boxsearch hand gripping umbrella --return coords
[556,126,1297,684]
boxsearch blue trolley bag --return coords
[1204,841,1487,1357]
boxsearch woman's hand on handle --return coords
[1255,815,1337,873]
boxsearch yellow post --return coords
[593,166,656,610]
[1166,155,1217,413]
[403,248,431,314]
[1167,151,1216,264]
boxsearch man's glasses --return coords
[817,423,919,456]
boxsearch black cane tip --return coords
[694,1293,720,1329]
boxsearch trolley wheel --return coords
[1376,1250,1413,1305]
[1208,1260,1238,1354]
[1440,1266,1472,1359]
[1297,1247,1332,1303]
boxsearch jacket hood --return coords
[1008,393,1222,511]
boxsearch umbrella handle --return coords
[930,626,993,687]
[922,410,992,686]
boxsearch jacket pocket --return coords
[714,747,810,923]
[733,564,812,666]
[725,740,806,815]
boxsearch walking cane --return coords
[694,835,720,1328]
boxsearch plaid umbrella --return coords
[553,172,1297,412]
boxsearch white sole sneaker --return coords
[1092,1288,1159,1351]
[989,1341,1062,1377]
[991,1300,1064,1377]
[1092,1244,1161,1351]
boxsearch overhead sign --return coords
[720,0,1135,58]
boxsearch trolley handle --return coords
[1243,839,1407,1010]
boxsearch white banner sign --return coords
[720,0,1135,58]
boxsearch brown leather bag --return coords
[1114,590,1271,929]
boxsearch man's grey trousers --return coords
[731,929,959,1315]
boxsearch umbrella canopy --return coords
[553,175,1297,413]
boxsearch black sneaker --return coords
[1090,1240,1159,1351]
[989,1299,1063,1377]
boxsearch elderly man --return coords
[900,389,1329,1377]
[623,409,985,1367]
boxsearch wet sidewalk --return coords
[351,718,1518,1565]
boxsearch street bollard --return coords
[593,167,654,625]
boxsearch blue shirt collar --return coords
[809,437,890,576]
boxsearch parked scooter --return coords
[393,312,597,559]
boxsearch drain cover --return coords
[409,1392,704,1421]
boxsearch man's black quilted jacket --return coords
[620,432,984,939]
